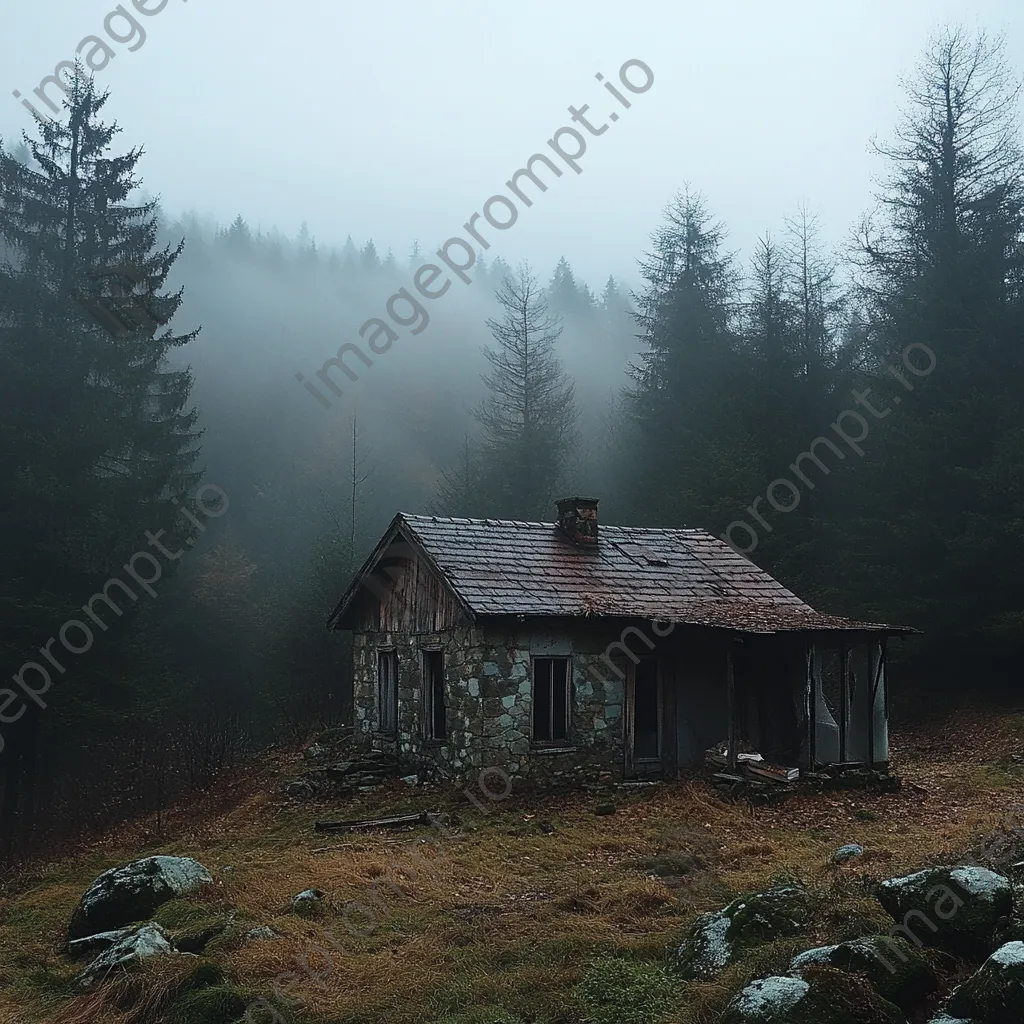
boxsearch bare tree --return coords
[858,27,1024,274]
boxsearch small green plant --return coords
[576,956,674,1024]
[166,983,246,1024]
[853,808,878,822]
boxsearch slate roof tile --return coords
[372,514,911,635]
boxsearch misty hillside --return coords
[3,3,1024,1022]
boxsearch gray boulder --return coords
[832,844,865,864]
[68,855,213,940]
[75,923,181,988]
[946,939,1024,1023]
[671,882,812,979]
[721,968,906,1024]
[789,935,937,1012]
[877,865,1013,955]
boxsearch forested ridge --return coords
[2,26,1023,862]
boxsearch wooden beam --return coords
[315,811,436,833]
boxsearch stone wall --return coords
[351,621,629,785]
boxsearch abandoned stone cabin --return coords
[327,498,911,784]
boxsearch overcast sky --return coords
[3,0,1023,287]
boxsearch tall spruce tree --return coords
[0,68,200,852]
[626,190,754,528]
[850,27,1024,674]
[464,263,577,520]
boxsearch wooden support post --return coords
[807,644,816,769]
[868,638,884,770]
[839,646,848,764]
[726,641,737,771]
[868,637,885,767]
[881,638,889,719]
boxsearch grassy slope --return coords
[1,705,1022,1024]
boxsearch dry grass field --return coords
[1,704,1022,1024]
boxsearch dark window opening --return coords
[423,649,446,740]
[533,656,570,743]
[377,650,398,734]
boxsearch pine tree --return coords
[434,433,488,517]
[469,264,577,520]
[360,239,379,272]
[340,234,358,272]
[548,255,585,318]
[220,214,252,258]
[850,27,1024,672]
[489,255,512,284]
[0,68,201,851]
[626,190,748,527]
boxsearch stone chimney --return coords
[556,497,599,546]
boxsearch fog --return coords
[3,0,1024,859]
[6,0,1021,287]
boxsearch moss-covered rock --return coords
[165,983,246,1024]
[74,922,179,988]
[876,866,1013,956]
[67,856,213,940]
[291,888,325,917]
[789,935,937,1012]
[721,966,907,1024]
[946,939,1024,1023]
[671,882,813,979]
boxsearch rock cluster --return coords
[673,863,1024,1023]
[284,747,409,799]
[62,854,277,995]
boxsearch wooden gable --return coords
[340,530,470,634]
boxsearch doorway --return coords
[626,657,663,777]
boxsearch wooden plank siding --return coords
[354,540,468,633]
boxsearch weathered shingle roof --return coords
[330,513,912,635]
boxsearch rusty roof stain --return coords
[330,513,914,635]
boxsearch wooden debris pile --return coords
[705,743,897,799]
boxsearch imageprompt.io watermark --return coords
[721,342,937,556]
[0,256,220,755]
[295,57,655,410]
[12,0,188,123]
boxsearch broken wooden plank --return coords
[746,763,800,783]
[314,811,436,833]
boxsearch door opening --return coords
[633,658,661,760]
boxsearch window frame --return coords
[421,647,446,742]
[531,655,572,746]
[376,648,398,736]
